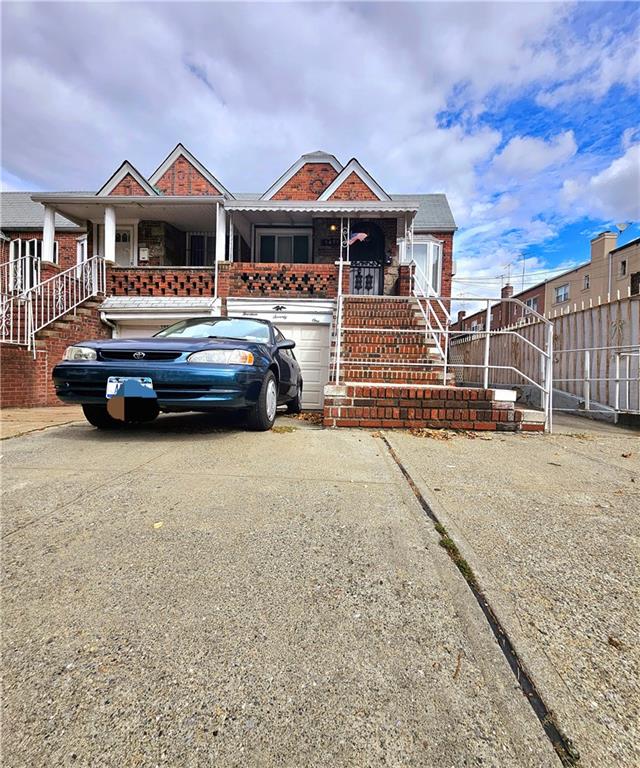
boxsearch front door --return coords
[348,221,385,295]
[115,227,134,266]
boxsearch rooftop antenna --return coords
[615,222,629,233]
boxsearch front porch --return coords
[31,195,425,300]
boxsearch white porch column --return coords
[215,202,226,262]
[92,223,99,257]
[42,205,56,263]
[228,213,234,263]
[104,205,116,263]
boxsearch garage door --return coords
[117,324,165,339]
[274,324,331,410]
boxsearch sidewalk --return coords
[0,405,84,440]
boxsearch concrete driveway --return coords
[1,412,559,768]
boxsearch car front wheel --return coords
[82,404,123,430]
[246,371,278,431]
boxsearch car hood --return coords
[75,337,271,354]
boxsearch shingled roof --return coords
[1,191,86,231]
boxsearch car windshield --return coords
[154,318,271,342]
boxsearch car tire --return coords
[82,404,123,430]
[246,371,278,431]
[286,380,303,414]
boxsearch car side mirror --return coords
[277,339,296,350]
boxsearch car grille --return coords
[98,350,182,362]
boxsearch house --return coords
[1,144,543,431]
[453,231,640,333]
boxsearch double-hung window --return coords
[256,229,312,264]
[555,284,569,303]
[524,297,538,314]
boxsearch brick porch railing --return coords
[107,263,348,298]
[218,262,347,299]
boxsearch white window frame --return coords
[11,237,58,264]
[555,283,569,303]
[524,296,538,314]
[583,274,590,290]
[255,228,313,264]
[404,236,443,296]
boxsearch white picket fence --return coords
[450,296,640,415]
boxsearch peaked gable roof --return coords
[97,161,157,196]
[261,151,343,200]
[149,143,233,199]
[318,158,390,201]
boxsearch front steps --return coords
[325,296,544,432]
[323,384,544,432]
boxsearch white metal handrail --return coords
[0,254,41,297]
[332,292,555,431]
[0,256,106,355]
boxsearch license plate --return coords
[106,376,153,399]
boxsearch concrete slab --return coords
[385,416,640,767]
[0,405,84,440]
[1,416,558,767]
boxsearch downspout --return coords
[100,312,117,337]
[214,201,219,303]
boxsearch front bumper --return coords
[52,361,267,411]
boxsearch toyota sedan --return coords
[52,317,302,431]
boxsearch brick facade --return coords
[328,172,380,201]
[154,156,221,196]
[108,174,150,196]
[272,164,339,200]
[0,299,109,408]
[0,230,85,272]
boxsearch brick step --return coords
[341,330,430,341]
[339,369,454,384]
[341,317,422,327]
[341,343,439,354]
[323,384,540,432]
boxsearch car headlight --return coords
[63,346,97,361]
[187,349,255,365]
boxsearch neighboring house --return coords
[1,145,457,412]
[454,231,640,332]
[0,191,87,274]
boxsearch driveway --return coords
[1,413,558,767]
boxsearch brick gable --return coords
[108,173,150,196]
[155,156,221,196]
[272,163,339,200]
[328,172,380,201]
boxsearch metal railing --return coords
[332,292,555,431]
[0,254,41,297]
[0,256,106,355]
[552,345,640,416]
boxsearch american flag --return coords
[348,232,368,246]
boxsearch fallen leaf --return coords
[622,452,632,458]
[608,635,623,650]
[153,521,164,530]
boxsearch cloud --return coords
[493,131,577,177]
[1,1,638,300]
[562,144,640,221]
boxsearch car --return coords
[52,316,303,431]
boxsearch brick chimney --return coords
[590,231,618,263]
[500,284,514,328]
[457,310,466,324]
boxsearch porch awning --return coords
[99,296,218,322]
[225,199,419,217]
[31,194,224,231]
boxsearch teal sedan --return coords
[52,317,303,431]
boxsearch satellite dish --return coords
[616,222,629,232]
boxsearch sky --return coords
[1,1,639,305]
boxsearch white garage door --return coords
[275,323,331,410]
[117,324,165,338]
